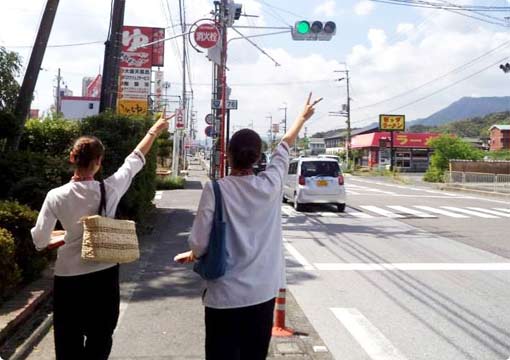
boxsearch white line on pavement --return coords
[284,242,315,270]
[467,207,510,218]
[346,208,374,219]
[346,189,361,195]
[441,206,499,219]
[414,206,469,218]
[360,206,405,218]
[331,308,409,360]
[315,263,510,271]
[495,208,510,214]
[387,205,437,218]
[154,191,163,200]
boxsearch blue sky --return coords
[2,0,510,140]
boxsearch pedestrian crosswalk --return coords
[281,204,510,220]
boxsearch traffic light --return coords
[500,63,510,73]
[292,20,336,41]
[225,3,242,26]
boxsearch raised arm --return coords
[136,113,174,156]
[282,92,323,147]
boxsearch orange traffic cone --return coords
[272,288,294,337]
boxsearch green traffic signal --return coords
[296,21,310,34]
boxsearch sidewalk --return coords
[17,161,332,359]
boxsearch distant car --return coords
[283,157,346,212]
[318,154,341,163]
[253,153,268,175]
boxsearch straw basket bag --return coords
[81,181,139,263]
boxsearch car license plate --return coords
[316,180,328,187]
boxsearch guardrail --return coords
[446,171,510,193]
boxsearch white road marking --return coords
[346,189,360,195]
[315,263,510,271]
[467,207,510,218]
[346,209,375,219]
[495,208,510,214]
[281,205,300,217]
[414,206,469,218]
[387,205,436,218]
[317,211,338,217]
[441,206,499,219]
[331,308,409,360]
[154,191,163,200]
[284,242,315,270]
[360,206,405,218]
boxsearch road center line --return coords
[315,263,510,271]
[283,242,315,270]
[331,308,409,360]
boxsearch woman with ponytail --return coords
[175,93,322,360]
[31,115,172,359]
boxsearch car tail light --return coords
[338,175,344,185]
[299,176,306,185]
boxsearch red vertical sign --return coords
[152,28,165,67]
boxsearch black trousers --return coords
[53,265,120,360]
[205,298,276,360]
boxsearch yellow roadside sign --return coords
[379,114,405,131]
[117,99,148,116]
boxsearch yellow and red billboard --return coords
[379,114,405,131]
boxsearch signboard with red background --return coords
[351,132,440,149]
[194,23,220,49]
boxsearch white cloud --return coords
[354,1,375,16]
[314,0,337,17]
[4,1,510,138]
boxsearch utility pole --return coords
[330,69,351,169]
[99,0,125,112]
[56,68,61,114]
[279,103,287,133]
[266,114,273,152]
[7,0,60,150]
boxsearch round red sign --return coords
[194,24,220,49]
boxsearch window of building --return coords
[88,103,94,110]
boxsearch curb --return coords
[440,185,510,199]
[0,278,53,348]
[8,314,53,360]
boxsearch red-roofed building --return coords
[351,132,440,171]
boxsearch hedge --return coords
[0,227,21,301]
[156,176,185,190]
[79,112,158,221]
[0,201,47,283]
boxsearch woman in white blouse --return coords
[31,115,171,360]
[175,93,322,360]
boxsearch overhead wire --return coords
[352,38,510,111]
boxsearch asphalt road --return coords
[282,175,510,360]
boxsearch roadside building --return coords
[308,138,325,155]
[324,131,345,154]
[350,131,440,172]
[489,125,510,151]
[61,96,100,120]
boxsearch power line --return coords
[353,38,510,111]
[355,56,509,125]
[6,40,104,49]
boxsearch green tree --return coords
[0,47,21,112]
[424,134,484,182]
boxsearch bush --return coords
[80,112,157,221]
[0,201,47,283]
[424,134,484,182]
[0,227,21,301]
[156,176,185,190]
[0,151,71,210]
[19,117,80,157]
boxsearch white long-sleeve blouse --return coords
[188,141,290,309]
[31,150,145,276]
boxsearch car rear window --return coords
[301,161,340,177]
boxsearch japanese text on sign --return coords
[379,114,406,131]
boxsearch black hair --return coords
[228,129,262,169]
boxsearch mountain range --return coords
[410,96,510,127]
